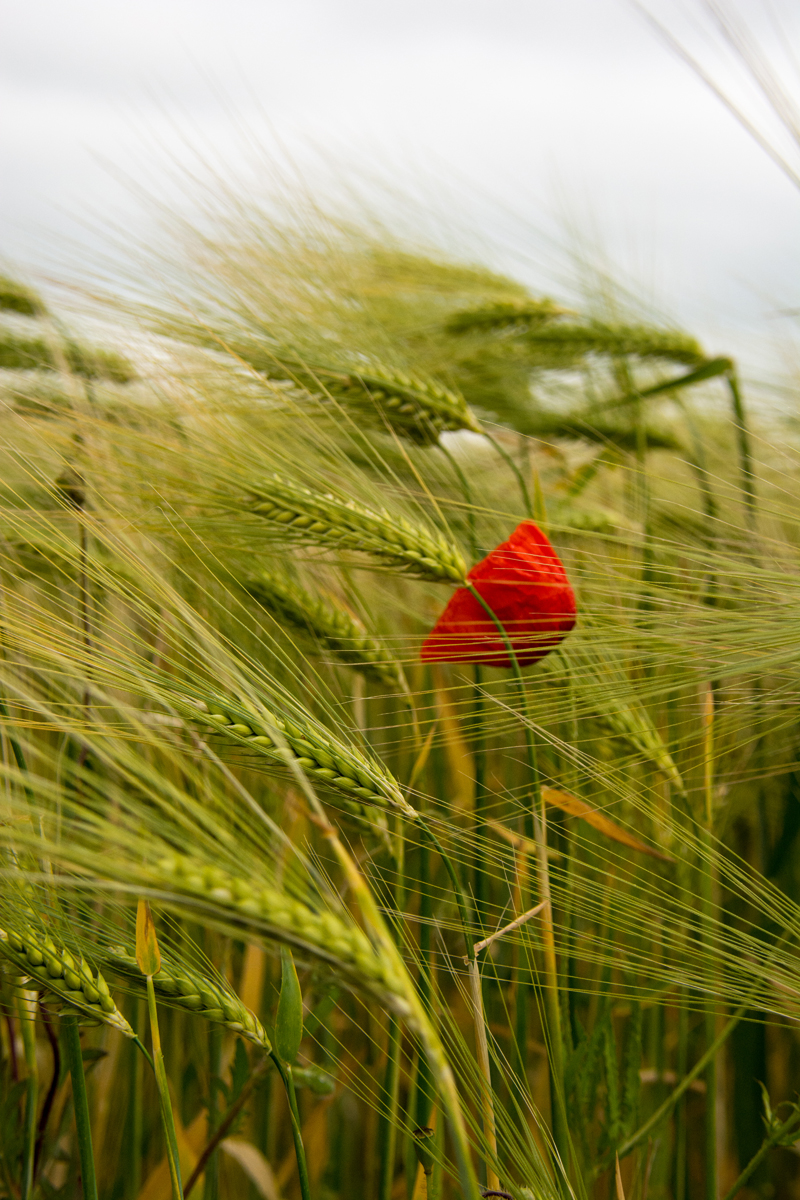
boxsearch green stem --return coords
[473,663,488,928]
[184,1056,272,1198]
[599,356,731,409]
[378,1016,402,1200]
[726,369,757,529]
[146,975,184,1200]
[430,1116,444,1200]
[483,433,533,518]
[617,1004,746,1162]
[128,1003,145,1200]
[702,689,718,1200]
[463,583,568,1172]
[674,994,688,1200]
[416,816,473,951]
[203,1026,222,1200]
[678,400,718,524]
[17,990,38,1200]
[440,445,488,939]
[62,1015,99,1200]
[408,831,435,1200]
[417,834,434,1019]
[378,818,405,1200]
[270,1055,312,1200]
[722,1107,800,1200]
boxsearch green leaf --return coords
[292,1064,335,1095]
[302,986,340,1037]
[275,946,303,1065]
[231,1038,250,1101]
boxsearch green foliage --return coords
[0,328,134,381]
[0,277,45,317]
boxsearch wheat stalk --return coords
[243,474,466,582]
[106,945,271,1050]
[244,570,406,691]
[0,922,134,1037]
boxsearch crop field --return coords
[0,188,799,1200]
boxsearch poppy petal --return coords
[421,521,576,667]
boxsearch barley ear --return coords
[107,944,271,1051]
[0,924,134,1037]
[184,691,416,819]
[445,297,569,333]
[244,474,467,583]
[244,571,407,692]
[267,355,483,444]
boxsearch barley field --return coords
[0,178,799,1200]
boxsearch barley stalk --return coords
[106,945,271,1050]
[0,922,134,1037]
[244,571,407,691]
[243,474,466,583]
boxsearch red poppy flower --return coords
[420,521,576,667]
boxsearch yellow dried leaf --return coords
[542,786,672,861]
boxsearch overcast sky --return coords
[2,0,798,363]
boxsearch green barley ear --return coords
[519,320,705,368]
[244,570,407,692]
[293,357,482,448]
[242,474,466,583]
[262,355,483,444]
[544,641,685,793]
[107,944,271,1051]
[0,922,134,1037]
[444,297,569,334]
[153,853,410,1009]
[187,690,416,819]
[518,410,682,452]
